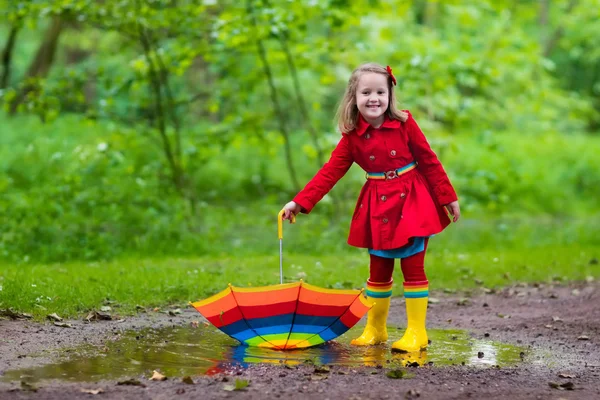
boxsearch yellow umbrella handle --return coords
[278,209,295,284]
[277,209,296,240]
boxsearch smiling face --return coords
[355,72,390,127]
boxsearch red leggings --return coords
[369,239,428,282]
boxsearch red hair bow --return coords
[386,65,397,86]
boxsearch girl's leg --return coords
[351,254,394,346]
[392,239,430,353]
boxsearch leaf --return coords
[558,373,576,379]
[577,335,590,340]
[181,376,194,385]
[149,370,167,381]
[386,369,408,379]
[20,381,37,392]
[223,379,249,391]
[80,388,104,394]
[235,379,249,390]
[85,311,112,322]
[117,379,146,387]
[0,309,32,320]
[100,306,112,312]
[549,381,575,390]
[47,313,63,322]
[313,366,330,374]
[54,322,73,328]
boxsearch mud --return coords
[1,281,599,399]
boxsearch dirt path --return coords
[1,281,599,399]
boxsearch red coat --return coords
[293,110,458,251]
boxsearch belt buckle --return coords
[385,170,398,180]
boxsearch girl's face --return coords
[355,72,389,127]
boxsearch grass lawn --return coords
[1,242,597,319]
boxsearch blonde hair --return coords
[336,62,408,134]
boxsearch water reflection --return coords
[1,325,526,383]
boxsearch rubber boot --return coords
[351,280,392,346]
[392,281,429,353]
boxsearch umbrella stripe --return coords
[292,294,371,349]
[222,314,339,336]
[233,285,301,307]
[238,301,297,320]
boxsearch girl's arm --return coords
[292,135,354,214]
[406,112,458,206]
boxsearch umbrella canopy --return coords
[191,281,371,350]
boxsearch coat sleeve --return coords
[406,112,458,206]
[293,135,354,214]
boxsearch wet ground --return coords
[1,281,599,399]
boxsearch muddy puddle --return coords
[1,325,529,383]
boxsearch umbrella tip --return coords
[228,283,232,287]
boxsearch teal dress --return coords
[368,237,428,259]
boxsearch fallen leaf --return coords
[386,369,407,379]
[552,316,563,322]
[558,373,576,379]
[181,376,194,385]
[314,366,330,374]
[54,322,73,328]
[405,389,420,399]
[223,379,249,391]
[149,370,167,381]
[571,289,580,296]
[20,381,37,392]
[549,381,575,390]
[456,298,470,306]
[190,321,199,328]
[47,313,63,322]
[117,379,146,387]
[428,298,440,304]
[310,374,328,381]
[80,388,104,395]
[85,311,112,322]
[577,335,590,341]
[100,306,111,312]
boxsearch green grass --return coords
[1,241,597,319]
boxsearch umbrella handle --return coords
[278,209,295,284]
[277,209,296,240]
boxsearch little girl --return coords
[282,62,460,353]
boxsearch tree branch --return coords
[246,0,300,191]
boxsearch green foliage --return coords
[0,1,599,264]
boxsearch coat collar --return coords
[354,113,402,136]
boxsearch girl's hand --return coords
[445,201,461,223]
[282,201,302,222]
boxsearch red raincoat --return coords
[293,110,458,251]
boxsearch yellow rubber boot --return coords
[392,281,429,353]
[351,280,393,346]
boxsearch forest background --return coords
[0,0,599,316]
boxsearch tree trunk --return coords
[9,16,64,114]
[0,26,19,89]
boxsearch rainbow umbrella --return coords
[190,211,371,350]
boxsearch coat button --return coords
[369,155,375,161]
[365,134,371,139]
[400,193,406,198]
[390,150,396,156]
[380,195,387,201]
[382,218,388,224]
[360,204,363,208]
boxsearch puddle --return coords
[1,325,527,383]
